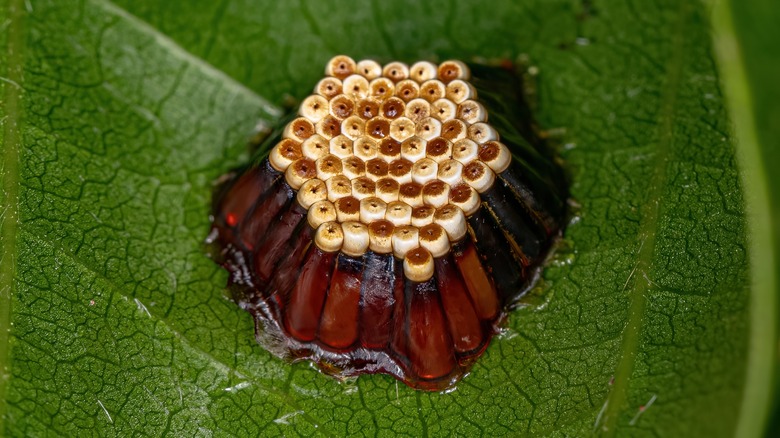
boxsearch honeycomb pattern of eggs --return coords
[267,56,512,281]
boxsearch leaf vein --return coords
[19,228,333,436]
[599,1,692,435]
[93,0,282,120]
[0,0,25,430]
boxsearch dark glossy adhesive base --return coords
[209,63,568,391]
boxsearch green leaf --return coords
[711,0,780,436]
[0,0,772,436]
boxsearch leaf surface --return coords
[0,0,758,436]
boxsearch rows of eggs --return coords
[266,57,513,281]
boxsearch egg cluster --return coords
[268,56,512,281]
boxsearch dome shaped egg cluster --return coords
[268,55,512,282]
[210,55,568,391]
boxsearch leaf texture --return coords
[0,0,754,436]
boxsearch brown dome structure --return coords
[209,56,568,390]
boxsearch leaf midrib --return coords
[0,0,25,431]
[599,2,691,435]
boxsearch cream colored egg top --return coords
[268,56,512,281]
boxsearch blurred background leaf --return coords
[0,0,776,436]
[712,0,780,436]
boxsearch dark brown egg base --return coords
[211,151,562,390]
